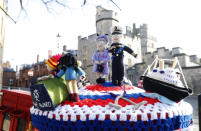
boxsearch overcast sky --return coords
[3,0,201,68]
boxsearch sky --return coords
[3,0,201,69]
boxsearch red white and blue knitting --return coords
[30,82,193,131]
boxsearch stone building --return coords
[0,0,6,90]
[78,6,143,84]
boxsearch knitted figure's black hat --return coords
[112,26,122,35]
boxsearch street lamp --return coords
[56,33,62,54]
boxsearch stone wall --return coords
[127,62,146,86]
[189,55,201,64]
[174,53,199,67]
[122,35,142,67]
[182,66,201,95]
[143,47,199,68]
[78,34,97,83]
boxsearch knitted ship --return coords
[141,56,193,102]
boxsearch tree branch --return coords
[55,0,67,7]
[110,0,121,11]
[40,0,69,12]
[0,6,16,24]
[17,0,28,21]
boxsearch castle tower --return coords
[140,24,156,57]
[0,0,6,90]
[96,6,119,40]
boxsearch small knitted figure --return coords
[109,26,137,86]
[56,53,85,102]
[92,34,110,84]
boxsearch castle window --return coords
[9,79,14,86]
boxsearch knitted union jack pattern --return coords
[138,80,143,88]
[30,83,193,131]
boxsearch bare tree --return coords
[1,0,121,24]
[0,0,85,23]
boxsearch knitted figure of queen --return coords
[92,34,110,84]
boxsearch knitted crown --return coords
[46,54,61,70]
[96,34,109,44]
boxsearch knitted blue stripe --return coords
[79,93,144,100]
[31,114,192,130]
[100,82,116,87]
[100,81,133,87]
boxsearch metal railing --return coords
[2,86,30,91]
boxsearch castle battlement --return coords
[78,34,97,42]
[189,55,200,64]
[143,46,200,68]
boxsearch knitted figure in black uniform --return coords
[109,26,137,86]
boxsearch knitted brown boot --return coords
[73,93,80,102]
[69,94,73,102]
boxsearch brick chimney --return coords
[48,50,52,58]
[16,65,18,72]
[37,54,39,64]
